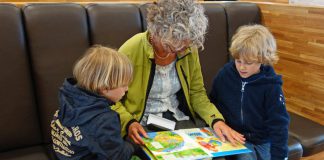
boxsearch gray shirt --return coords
[140,61,189,126]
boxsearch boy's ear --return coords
[98,88,108,96]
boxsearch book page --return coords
[142,127,251,160]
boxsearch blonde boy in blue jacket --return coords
[51,46,139,160]
[210,24,289,160]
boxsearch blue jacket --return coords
[210,61,289,159]
[51,78,135,160]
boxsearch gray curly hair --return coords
[146,0,208,50]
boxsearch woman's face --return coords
[153,36,191,55]
[151,36,192,66]
[163,40,191,55]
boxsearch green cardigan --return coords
[113,32,224,137]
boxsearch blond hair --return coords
[73,45,133,93]
[230,24,278,65]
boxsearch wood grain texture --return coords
[240,0,288,4]
[256,2,324,125]
[301,150,324,160]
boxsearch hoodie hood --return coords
[58,78,113,126]
[226,61,282,85]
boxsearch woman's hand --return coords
[213,121,245,146]
[128,122,148,145]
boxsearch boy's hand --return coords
[213,121,245,146]
[128,122,148,145]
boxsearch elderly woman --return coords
[113,0,245,146]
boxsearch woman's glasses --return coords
[163,40,191,54]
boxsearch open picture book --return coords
[142,127,251,160]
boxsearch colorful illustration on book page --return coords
[143,131,209,160]
[144,131,184,152]
[183,128,251,157]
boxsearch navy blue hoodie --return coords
[210,61,289,159]
[51,78,135,160]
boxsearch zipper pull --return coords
[241,82,247,92]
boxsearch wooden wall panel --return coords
[257,3,324,125]
[240,0,288,4]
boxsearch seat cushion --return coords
[289,112,324,156]
[0,146,49,160]
[288,136,303,160]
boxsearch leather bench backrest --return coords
[23,3,90,143]
[222,2,261,48]
[200,3,228,93]
[139,3,148,31]
[0,4,42,151]
[87,3,143,48]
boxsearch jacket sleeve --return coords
[265,84,289,160]
[189,49,224,126]
[114,34,142,137]
[93,113,135,160]
[209,72,221,105]
[111,102,135,137]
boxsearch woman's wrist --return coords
[211,118,224,129]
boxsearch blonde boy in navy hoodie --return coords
[210,24,289,160]
[50,45,138,160]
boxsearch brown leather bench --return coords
[288,136,304,160]
[0,4,49,160]
[289,112,324,157]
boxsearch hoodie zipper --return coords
[240,81,247,126]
